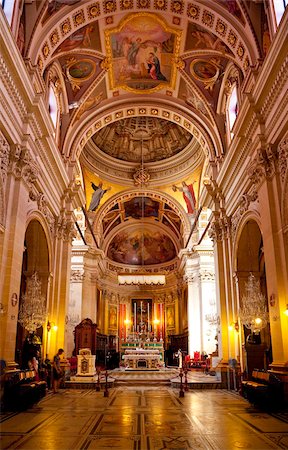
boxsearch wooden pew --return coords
[242,369,284,410]
[3,369,46,411]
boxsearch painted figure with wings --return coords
[88,181,111,211]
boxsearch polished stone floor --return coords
[1,386,288,449]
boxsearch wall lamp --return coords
[47,321,58,332]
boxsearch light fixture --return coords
[47,320,58,332]
[117,136,165,286]
[18,272,47,333]
[284,304,288,316]
[118,273,166,286]
[239,272,269,333]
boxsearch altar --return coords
[123,348,162,370]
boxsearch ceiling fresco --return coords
[107,227,177,266]
[105,13,181,92]
[101,196,183,243]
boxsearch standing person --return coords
[53,348,64,394]
[88,181,111,211]
[172,181,196,214]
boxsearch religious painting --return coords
[107,228,176,265]
[105,13,181,93]
[72,79,107,122]
[42,0,82,23]
[58,54,102,102]
[124,197,159,219]
[166,305,175,329]
[108,305,117,329]
[184,22,230,54]
[54,21,101,54]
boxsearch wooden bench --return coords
[241,369,283,410]
[3,369,47,411]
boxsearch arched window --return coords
[273,0,287,25]
[228,85,238,138]
[1,0,15,25]
[48,85,58,129]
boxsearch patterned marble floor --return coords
[1,387,288,450]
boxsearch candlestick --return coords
[134,302,136,331]
[148,302,150,335]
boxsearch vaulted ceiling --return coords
[21,0,266,274]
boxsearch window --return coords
[48,86,58,129]
[228,85,238,137]
[1,0,16,25]
[273,0,287,25]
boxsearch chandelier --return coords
[18,272,47,333]
[239,272,269,333]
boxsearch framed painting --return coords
[105,12,181,93]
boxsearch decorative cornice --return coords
[0,55,28,120]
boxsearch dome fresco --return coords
[91,117,193,163]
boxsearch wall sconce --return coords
[284,304,288,317]
[229,322,239,332]
[47,321,58,332]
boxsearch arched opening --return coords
[15,220,50,370]
[236,220,271,377]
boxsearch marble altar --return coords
[123,348,163,370]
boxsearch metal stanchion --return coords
[104,370,109,397]
[96,369,101,392]
[184,367,189,391]
[179,368,184,397]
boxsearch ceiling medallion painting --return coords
[190,59,219,91]
[107,228,177,265]
[65,58,96,91]
[105,12,181,93]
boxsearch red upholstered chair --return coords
[193,351,200,361]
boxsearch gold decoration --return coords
[120,0,133,10]
[154,0,166,10]
[100,57,111,71]
[73,11,85,26]
[216,19,227,36]
[202,10,214,27]
[228,30,237,47]
[133,166,151,186]
[88,3,100,18]
[237,45,244,59]
[42,43,50,58]
[104,0,116,13]
[50,31,59,46]
[61,20,71,35]
[187,3,199,19]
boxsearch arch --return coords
[94,189,191,243]
[25,211,54,275]
[63,99,223,164]
[28,3,260,74]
